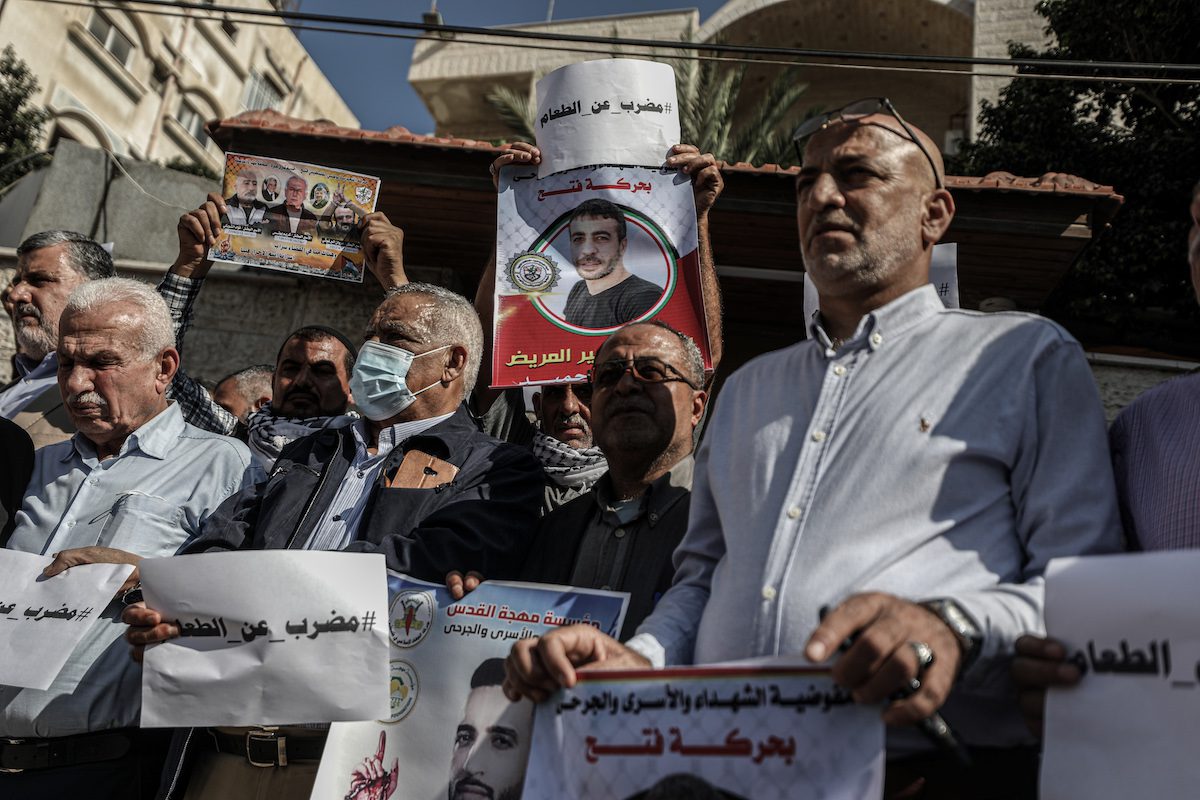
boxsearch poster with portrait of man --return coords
[208,152,380,283]
[310,574,628,800]
[492,164,711,388]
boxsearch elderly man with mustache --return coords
[0,277,256,798]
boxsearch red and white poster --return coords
[492,164,710,388]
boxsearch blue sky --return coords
[295,1,727,134]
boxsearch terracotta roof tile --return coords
[206,112,1121,200]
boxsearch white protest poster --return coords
[310,575,628,800]
[803,242,959,337]
[139,551,390,727]
[1041,551,1200,800]
[493,164,711,387]
[534,59,679,177]
[523,660,884,799]
[0,550,132,690]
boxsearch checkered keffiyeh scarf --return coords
[246,403,358,470]
[530,431,608,488]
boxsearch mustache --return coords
[809,212,860,236]
[556,413,588,427]
[67,391,108,408]
[14,302,41,321]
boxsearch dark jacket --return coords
[156,405,545,799]
[184,405,545,579]
[521,457,693,640]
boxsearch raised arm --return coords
[665,145,724,383]
[473,142,541,413]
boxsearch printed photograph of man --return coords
[320,202,358,240]
[261,175,280,203]
[265,175,320,236]
[310,182,331,211]
[448,658,535,800]
[561,199,662,329]
[224,166,267,227]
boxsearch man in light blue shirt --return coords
[504,100,1123,798]
[0,277,256,799]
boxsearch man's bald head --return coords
[796,114,954,301]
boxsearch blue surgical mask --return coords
[350,340,451,421]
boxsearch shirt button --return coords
[332,514,342,521]
[601,585,613,591]
[614,528,626,539]
[786,506,801,520]
[833,365,846,377]
[357,471,365,479]
[870,332,883,346]
[66,521,76,528]
[762,586,777,601]
[811,431,827,443]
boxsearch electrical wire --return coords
[31,0,1200,88]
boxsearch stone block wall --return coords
[970,0,1051,137]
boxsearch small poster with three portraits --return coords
[491,59,713,389]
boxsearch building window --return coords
[177,100,208,143]
[243,70,283,111]
[86,12,134,66]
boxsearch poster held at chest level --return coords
[208,152,380,283]
[310,575,628,800]
[522,660,885,799]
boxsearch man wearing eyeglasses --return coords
[503,99,1122,798]
[515,321,707,638]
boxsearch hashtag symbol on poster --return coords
[76,607,92,622]
[361,611,376,632]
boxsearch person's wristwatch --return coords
[920,598,982,674]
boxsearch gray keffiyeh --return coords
[530,431,608,488]
[246,403,359,471]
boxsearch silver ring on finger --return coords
[908,640,935,691]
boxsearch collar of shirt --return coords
[347,412,457,467]
[65,403,184,466]
[591,455,694,528]
[809,284,943,356]
[14,351,56,380]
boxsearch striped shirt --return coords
[1109,371,1200,550]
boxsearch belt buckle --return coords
[0,738,29,774]
[246,730,287,768]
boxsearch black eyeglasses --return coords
[588,357,699,391]
[792,97,943,190]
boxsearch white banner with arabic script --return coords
[523,659,884,799]
[534,58,679,177]
[310,575,628,800]
[139,551,390,727]
[0,549,133,690]
[1042,551,1200,800]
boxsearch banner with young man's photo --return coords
[209,152,380,283]
[491,58,712,389]
[309,575,628,800]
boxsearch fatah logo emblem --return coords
[505,252,560,295]
[389,590,435,648]
[354,186,373,205]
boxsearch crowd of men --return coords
[0,102,1196,800]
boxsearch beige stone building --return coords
[410,0,1050,156]
[0,0,357,172]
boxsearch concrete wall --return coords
[969,0,1050,138]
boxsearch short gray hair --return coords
[17,230,114,281]
[62,278,174,359]
[384,282,483,394]
[601,320,705,388]
[218,363,273,397]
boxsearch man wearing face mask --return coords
[122,283,544,800]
